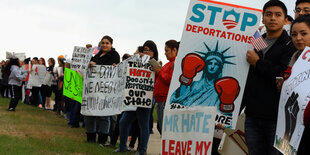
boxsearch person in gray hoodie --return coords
[4,58,29,111]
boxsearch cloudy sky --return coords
[0,0,295,64]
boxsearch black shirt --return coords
[91,48,120,65]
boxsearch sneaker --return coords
[8,108,15,111]
[113,147,129,153]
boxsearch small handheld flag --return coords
[250,31,267,51]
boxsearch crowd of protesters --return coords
[1,0,310,155]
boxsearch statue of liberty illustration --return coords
[170,41,240,113]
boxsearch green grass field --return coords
[0,96,135,155]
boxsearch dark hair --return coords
[101,35,113,44]
[143,40,158,61]
[48,58,55,66]
[138,46,143,53]
[3,58,19,76]
[122,53,131,61]
[263,0,287,17]
[290,14,310,34]
[24,57,31,64]
[165,40,180,51]
[296,0,310,7]
[287,15,293,22]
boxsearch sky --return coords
[0,0,295,64]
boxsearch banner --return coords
[275,47,310,155]
[165,0,262,129]
[28,65,46,87]
[71,46,94,71]
[124,60,155,108]
[81,62,127,116]
[161,107,216,155]
[63,68,83,103]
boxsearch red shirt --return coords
[153,57,175,102]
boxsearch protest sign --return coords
[275,47,310,155]
[165,0,262,129]
[219,112,248,155]
[81,62,127,116]
[63,68,83,103]
[28,65,46,87]
[161,107,216,155]
[124,60,155,108]
[71,46,94,71]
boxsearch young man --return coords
[295,0,310,18]
[242,0,296,154]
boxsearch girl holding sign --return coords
[116,40,158,155]
[86,35,120,145]
[283,14,310,155]
[4,58,29,111]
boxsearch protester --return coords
[282,14,310,155]
[53,55,65,114]
[45,58,56,110]
[23,58,31,105]
[86,35,120,145]
[4,58,29,111]
[30,57,41,106]
[38,57,47,108]
[241,0,296,154]
[115,40,158,155]
[153,40,179,135]
[294,0,310,18]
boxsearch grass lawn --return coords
[0,96,135,155]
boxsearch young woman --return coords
[4,58,29,111]
[39,57,47,108]
[116,40,158,155]
[287,14,310,155]
[86,35,120,145]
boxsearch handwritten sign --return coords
[81,62,127,116]
[71,46,94,71]
[124,60,155,108]
[63,68,83,103]
[275,47,310,155]
[161,107,216,155]
[28,65,46,87]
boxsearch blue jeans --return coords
[119,108,151,155]
[84,116,110,134]
[156,102,165,134]
[245,116,281,155]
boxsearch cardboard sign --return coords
[63,68,83,103]
[275,47,310,155]
[124,60,155,108]
[28,65,46,87]
[81,62,127,116]
[161,107,216,155]
[71,46,94,71]
[165,0,262,129]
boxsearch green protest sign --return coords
[63,68,83,103]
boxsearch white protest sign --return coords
[81,62,127,116]
[161,107,216,155]
[71,46,94,71]
[275,47,310,155]
[165,0,262,129]
[28,65,46,87]
[124,60,155,108]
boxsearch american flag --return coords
[250,31,267,51]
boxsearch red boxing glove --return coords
[179,53,205,86]
[215,77,240,113]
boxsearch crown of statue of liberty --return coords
[196,41,235,65]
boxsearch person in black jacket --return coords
[85,35,120,146]
[242,1,296,155]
